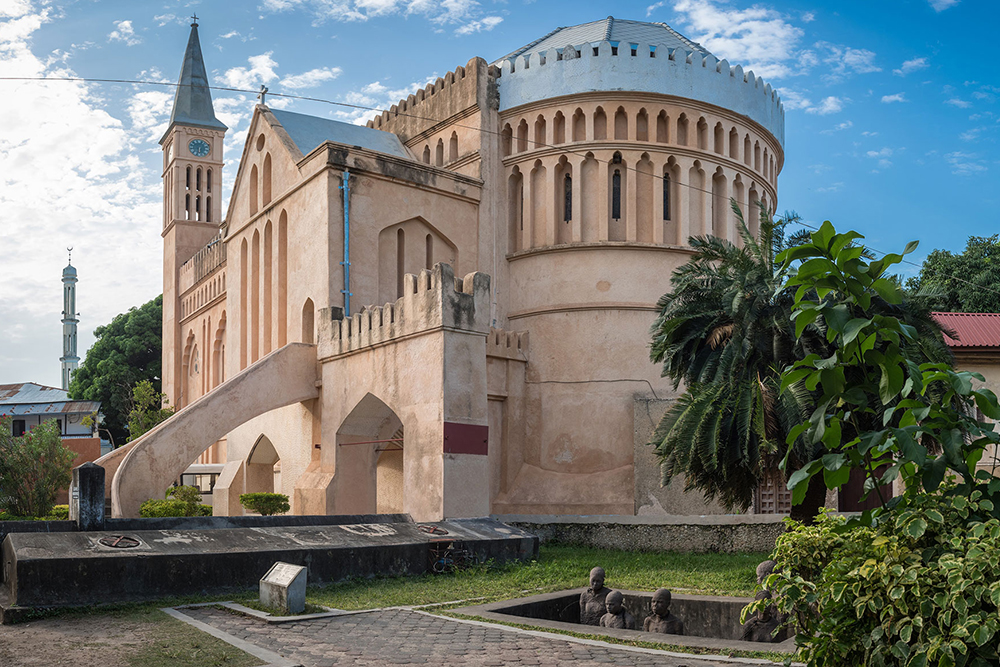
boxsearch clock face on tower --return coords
[188,139,210,157]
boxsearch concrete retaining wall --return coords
[495,514,786,553]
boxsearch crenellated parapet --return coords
[317,263,491,358]
[496,41,784,146]
[486,327,528,361]
[366,58,490,144]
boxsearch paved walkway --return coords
[180,606,746,667]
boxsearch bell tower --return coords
[160,15,227,408]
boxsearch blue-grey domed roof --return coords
[494,16,710,65]
[62,263,77,278]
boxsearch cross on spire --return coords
[258,84,269,105]
[190,13,199,27]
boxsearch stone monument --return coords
[579,566,610,625]
[259,561,307,615]
[643,588,684,635]
[599,590,636,630]
[740,590,783,643]
[69,462,105,532]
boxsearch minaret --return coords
[60,249,79,390]
[160,14,227,408]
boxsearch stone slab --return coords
[1,518,537,611]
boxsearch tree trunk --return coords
[788,473,828,525]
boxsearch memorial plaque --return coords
[260,561,307,614]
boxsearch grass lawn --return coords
[305,543,769,610]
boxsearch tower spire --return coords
[159,18,227,145]
[60,248,79,390]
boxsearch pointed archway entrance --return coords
[333,393,404,515]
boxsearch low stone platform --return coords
[1,517,537,620]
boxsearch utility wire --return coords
[3,75,994,299]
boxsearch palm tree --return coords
[649,203,829,521]
[650,204,955,522]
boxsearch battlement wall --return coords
[366,58,491,143]
[486,327,528,361]
[317,263,491,358]
[179,237,225,295]
[496,41,784,145]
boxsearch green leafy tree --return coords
[649,205,829,521]
[127,379,174,442]
[906,235,1000,312]
[0,418,77,517]
[68,294,163,446]
[779,221,1000,512]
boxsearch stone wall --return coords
[496,514,785,553]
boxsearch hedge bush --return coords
[138,485,212,518]
[239,492,289,516]
[756,489,1000,666]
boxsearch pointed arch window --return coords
[611,170,622,220]
[563,174,572,222]
[206,196,212,222]
[196,167,202,191]
[663,174,671,221]
[207,169,213,193]
[185,166,191,190]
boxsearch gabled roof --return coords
[494,16,710,64]
[160,21,227,144]
[932,312,1000,348]
[269,109,412,160]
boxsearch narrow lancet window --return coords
[663,174,671,221]
[185,166,191,190]
[564,174,572,221]
[206,196,212,222]
[612,170,622,220]
[207,169,213,192]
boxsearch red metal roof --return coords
[932,312,1000,348]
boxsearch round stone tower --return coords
[491,17,784,514]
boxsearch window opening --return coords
[564,174,572,222]
[612,170,622,220]
[663,174,671,221]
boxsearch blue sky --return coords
[0,0,997,387]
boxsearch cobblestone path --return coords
[182,606,743,667]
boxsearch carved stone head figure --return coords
[589,566,606,593]
[756,560,778,587]
[605,589,624,615]
[651,588,671,617]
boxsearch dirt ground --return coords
[0,614,149,667]
[0,609,262,667]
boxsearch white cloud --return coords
[0,5,164,385]
[260,0,488,26]
[801,11,816,22]
[867,147,893,158]
[216,52,280,90]
[816,182,844,193]
[108,19,141,47]
[455,15,502,35]
[816,42,880,81]
[946,98,971,108]
[929,0,960,11]
[821,120,853,134]
[807,96,844,115]
[959,129,980,141]
[945,151,987,175]
[862,131,879,137]
[893,57,928,76]
[666,0,807,80]
[153,14,183,27]
[281,67,343,89]
[881,93,907,103]
[778,89,845,115]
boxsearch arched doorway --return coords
[335,393,404,514]
[246,435,280,497]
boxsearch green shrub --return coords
[758,488,1000,666]
[0,417,77,517]
[138,485,212,517]
[239,492,289,516]
[47,505,70,520]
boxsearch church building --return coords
[102,17,784,520]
